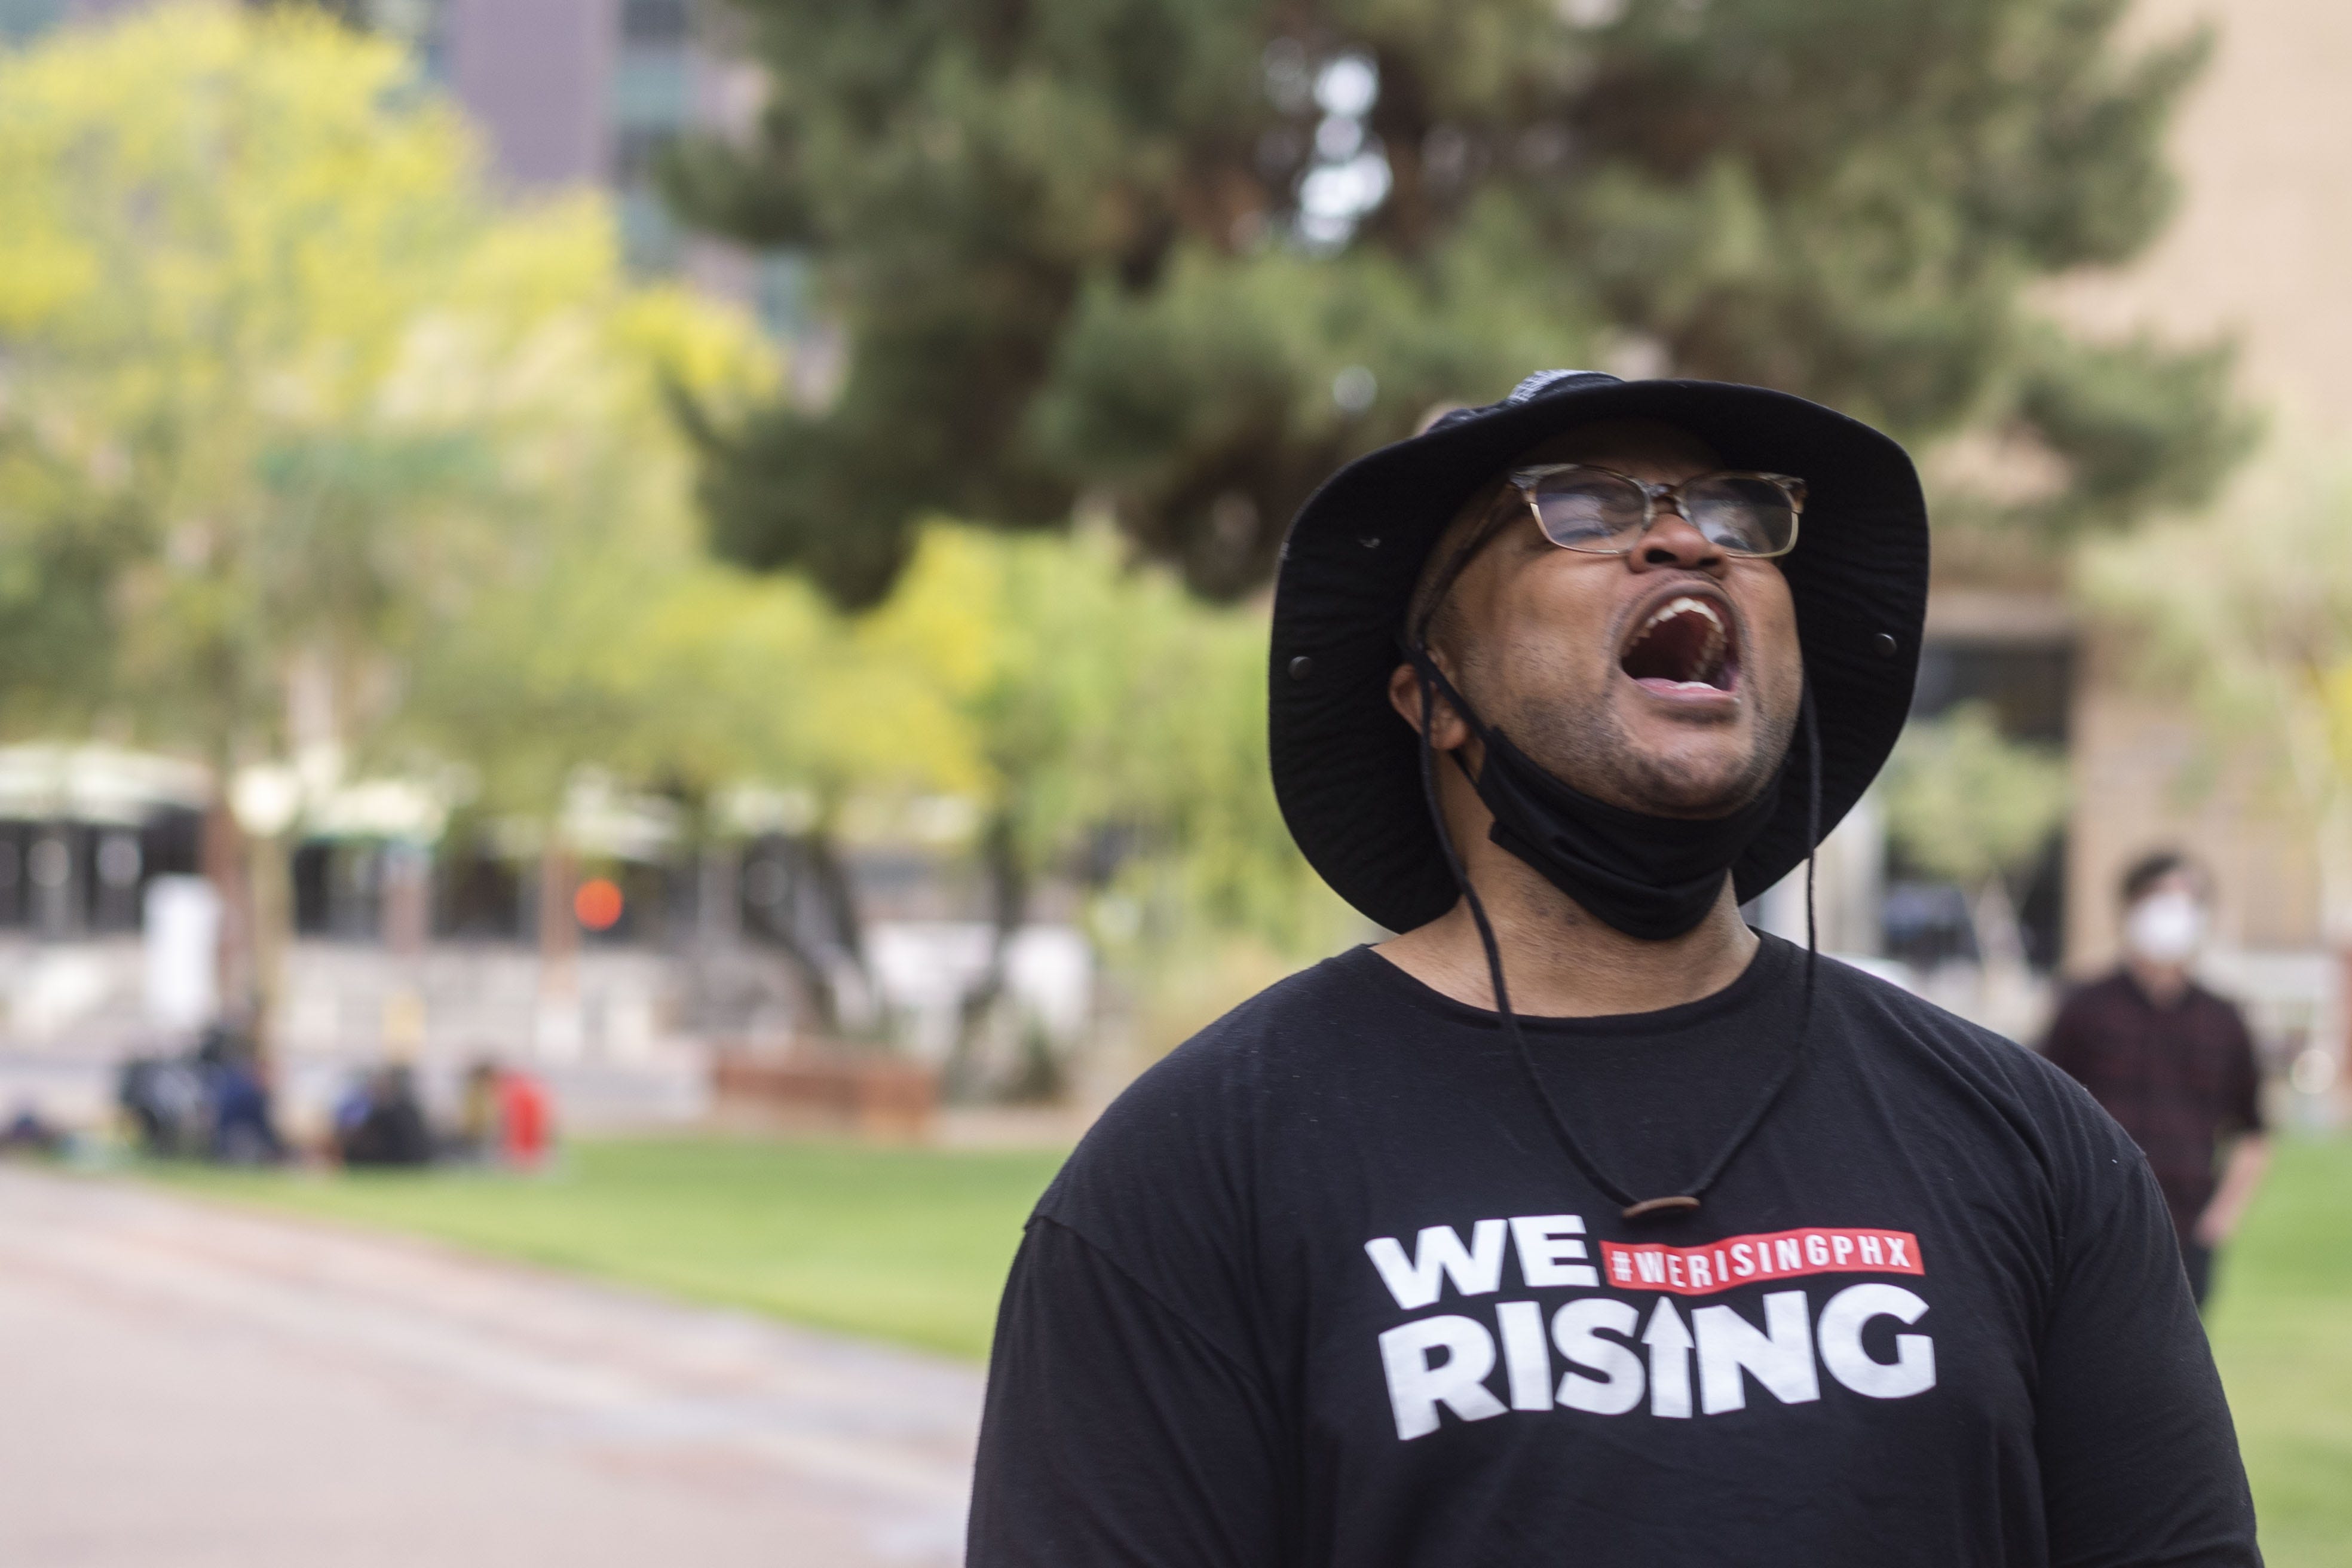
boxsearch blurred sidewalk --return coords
[0,1167,982,1568]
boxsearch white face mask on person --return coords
[2124,890,2208,964]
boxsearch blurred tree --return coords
[1881,702,2069,975]
[0,4,1361,1064]
[0,8,780,1040]
[2080,450,2352,957]
[668,0,2250,607]
[858,521,1352,1089]
[0,445,136,736]
[0,7,510,1032]
[401,522,980,1032]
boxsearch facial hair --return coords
[1472,649,1799,822]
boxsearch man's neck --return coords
[2126,957,2192,1007]
[1376,837,1759,1018]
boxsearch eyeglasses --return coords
[1500,464,1805,559]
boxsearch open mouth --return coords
[1619,595,1738,695]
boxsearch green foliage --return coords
[861,523,1352,959]
[415,506,1350,967]
[0,6,1360,1021]
[0,6,782,803]
[2080,453,2352,731]
[2204,1136,2352,1568]
[0,453,134,734]
[2078,449,2352,926]
[2010,327,2255,533]
[1881,702,2069,890]
[0,7,517,758]
[151,1135,1068,1359]
[673,0,2246,607]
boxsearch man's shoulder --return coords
[1113,944,1382,1110]
[1037,948,1380,1214]
[2042,968,2137,1028]
[1803,946,1999,1043]
[1802,948,2149,1192]
[1026,949,1385,1323]
[2183,978,2255,1030]
[2060,969,2137,1005]
[1805,947,2106,1108]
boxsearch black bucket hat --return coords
[1269,370,1929,935]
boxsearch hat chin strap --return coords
[1408,651,1823,1223]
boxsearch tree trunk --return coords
[943,803,1028,1102]
[1965,875,2041,1040]
[736,828,867,1039]
[535,835,580,1059]
[245,831,292,1054]
[797,822,877,1037]
[200,798,254,1041]
[380,841,431,1059]
[1967,877,2028,972]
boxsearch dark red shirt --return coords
[2042,972,2265,1241]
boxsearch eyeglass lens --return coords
[1529,470,1795,557]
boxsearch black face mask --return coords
[1403,648,1782,941]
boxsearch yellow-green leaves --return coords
[0,5,773,781]
[1882,702,2068,891]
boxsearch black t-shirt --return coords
[967,937,2258,1567]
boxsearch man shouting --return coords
[967,372,2256,1566]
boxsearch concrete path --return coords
[0,1166,985,1567]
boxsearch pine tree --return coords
[669,0,2249,608]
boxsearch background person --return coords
[2044,852,2270,1307]
[455,1058,504,1161]
[198,1024,284,1166]
[336,1065,434,1169]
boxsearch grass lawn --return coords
[149,1135,1068,1360]
[2204,1135,2352,1568]
[145,1132,2351,1560]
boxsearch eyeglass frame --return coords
[1405,463,1806,648]
[1502,463,1806,560]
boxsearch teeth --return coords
[1624,595,1731,687]
[1643,596,1723,633]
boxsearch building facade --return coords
[2035,0,2352,1107]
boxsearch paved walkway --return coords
[0,1167,984,1567]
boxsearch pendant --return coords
[1621,1195,1702,1221]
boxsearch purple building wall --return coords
[444,0,615,192]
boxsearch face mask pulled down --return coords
[1405,650,1781,941]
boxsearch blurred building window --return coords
[1912,641,2072,746]
[142,807,202,881]
[621,0,689,47]
[575,860,678,946]
[0,828,26,928]
[434,845,526,941]
[0,794,191,934]
[293,840,387,941]
[0,0,67,44]
[366,0,449,81]
[27,827,79,939]
[612,50,691,124]
[1891,596,2075,970]
[91,829,143,933]
[611,123,679,184]
[618,186,683,274]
